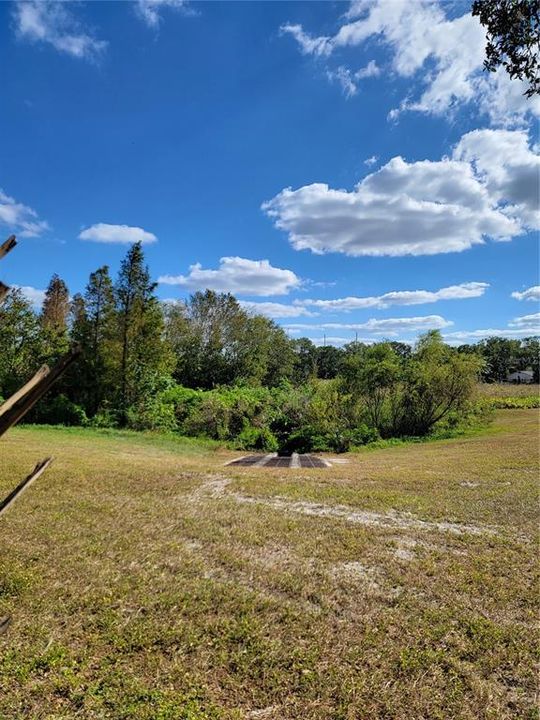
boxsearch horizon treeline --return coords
[0,242,538,442]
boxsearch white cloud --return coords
[13,284,45,308]
[285,315,453,333]
[13,1,107,60]
[263,132,531,256]
[136,0,193,28]
[454,129,540,229]
[355,60,380,79]
[327,60,381,97]
[240,301,316,319]
[364,155,378,167]
[444,327,540,342]
[280,23,332,57]
[299,282,489,312]
[443,313,540,342]
[282,0,539,127]
[158,257,301,296]
[509,312,540,328]
[79,223,157,244]
[0,188,49,237]
[512,286,540,302]
[327,66,358,97]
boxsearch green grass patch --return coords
[0,410,538,719]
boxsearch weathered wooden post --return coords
[0,235,80,634]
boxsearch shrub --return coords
[89,410,118,428]
[346,424,380,446]
[126,397,178,432]
[235,426,278,451]
[32,394,88,426]
[161,385,203,425]
[182,393,232,440]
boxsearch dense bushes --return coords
[31,394,88,427]
[124,334,485,453]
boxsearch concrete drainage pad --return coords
[226,453,331,468]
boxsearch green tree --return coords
[395,331,482,436]
[520,336,540,382]
[241,314,296,387]
[291,338,318,384]
[316,345,345,379]
[167,290,241,388]
[341,342,401,432]
[64,292,90,407]
[0,289,43,399]
[477,336,521,382]
[84,266,117,415]
[67,267,118,416]
[472,0,539,97]
[114,243,173,424]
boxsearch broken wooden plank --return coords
[0,616,12,636]
[0,365,50,418]
[0,457,53,518]
[0,346,80,438]
[0,235,16,260]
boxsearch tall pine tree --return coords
[114,243,172,424]
[41,274,70,332]
[83,266,117,416]
[40,274,70,361]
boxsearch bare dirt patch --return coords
[195,480,498,536]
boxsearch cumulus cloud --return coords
[364,155,378,167]
[454,129,540,229]
[299,282,489,312]
[136,0,193,28]
[512,286,540,302]
[285,315,453,333]
[239,301,317,319]
[12,1,107,60]
[509,312,540,328]
[263,128,537,257]
[79,223,157,244]
[158,257,301,296]
[0,188,49,237]
[281,0,539,126]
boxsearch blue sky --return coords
[1,0,539,345]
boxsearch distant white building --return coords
[507,370,534,383]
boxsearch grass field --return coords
[0,411,538,719]
[477,383,540,398]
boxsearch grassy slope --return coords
[0,411,538,719]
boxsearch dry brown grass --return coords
[477,382,540,398]
[0,411,538,719]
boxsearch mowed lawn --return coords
[0,412,538,719]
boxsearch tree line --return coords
[0,242,537,450]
